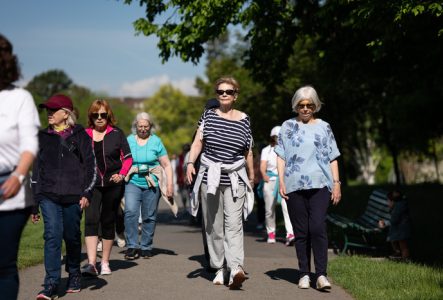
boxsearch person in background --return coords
[378,189,411,260]
[260,126,294,246]
[186,77,254,290]
[124,112,174,259]
[253,153,265,231]
[0,33,40,300]
[31,94,96,299]
[82,99,132,276]
[275,85,341,290]
[177,143,191,212]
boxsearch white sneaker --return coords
[228,266,246,289]
[298,275,310,289]
[116,233,126,248]
[100,262,112,276]
[96,240,103,252]
[212,268,226,285]
[316,275,331,290]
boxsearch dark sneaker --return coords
[66,272,81,293]
[81,263,98,276]
[124,248,139,260]
[36,284,58,300]
[140,250,153,259]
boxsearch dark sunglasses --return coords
[215,89,236,96]
[92,112,108,120]
[46,108,61,113]
[297,103,316,110]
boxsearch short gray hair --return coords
[291,85,323,113]
[62,108,77,127]
[131,112,154,134]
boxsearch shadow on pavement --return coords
[265,268,300,285]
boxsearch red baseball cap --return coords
[39,94,73,111]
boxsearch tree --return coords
[26,69,73,101]
[145,84,206,155]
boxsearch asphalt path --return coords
[18,199,354,300]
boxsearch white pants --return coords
[200,183,245,270]
[263,180,293,235]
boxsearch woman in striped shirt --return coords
[186,77,254,290]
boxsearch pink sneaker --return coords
[285,234,295,246]
[267,232,276,244]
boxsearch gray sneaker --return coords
[81,263,98,276]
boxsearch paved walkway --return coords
[18,200,354,300]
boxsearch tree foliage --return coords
[26,69,72,101]
[145,84,206,154]
[122,0,443,183]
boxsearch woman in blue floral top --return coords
[275,85,341,291]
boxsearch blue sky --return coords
[0,0,206,97]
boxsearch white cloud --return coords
[117,75,199,97]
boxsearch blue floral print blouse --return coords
[274,118,340,193]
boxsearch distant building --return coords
[116,97,147,111]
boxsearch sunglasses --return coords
[297,103,316,110]
[215,89,236,96]
[92,112,108,120]
[46,108,62,114]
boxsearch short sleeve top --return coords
[127,134,167,188]
[260,145,278,179]
[198,109,252,185]
[274,118,340,193]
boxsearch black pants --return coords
[286,187,330,277]
[85,185,124,240]
[0,207,31,300]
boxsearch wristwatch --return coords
[11,172,25,184]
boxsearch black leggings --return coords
[85,185,124,240]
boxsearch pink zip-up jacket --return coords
[86,125,132,187]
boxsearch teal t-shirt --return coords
[127,134,167,188]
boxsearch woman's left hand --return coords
[110,174,124,183]
[331,183,341,205]
[0,176,21,200]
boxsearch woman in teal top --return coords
[275,86,341,291]
[124,112,173,260]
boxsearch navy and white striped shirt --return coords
[198,109,252,185]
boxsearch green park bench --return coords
[327,189,390,254]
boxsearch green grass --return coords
[18,215,85,269]
[18,220,45,269]
[329,255,443,300]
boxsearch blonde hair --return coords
[63,109,77,127]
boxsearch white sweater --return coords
[0,87,40,211]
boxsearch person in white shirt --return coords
[260,126,294,245]
[0,33,40,300]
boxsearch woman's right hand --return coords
[186,163,195,185]
[279,181,288,200]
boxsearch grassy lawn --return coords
[18,216,85,269]
[329,255,443,300]
[18,220,45,269]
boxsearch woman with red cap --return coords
[31,94,96,300]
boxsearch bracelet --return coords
[333,180,341,185]
[186,161,194,165]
